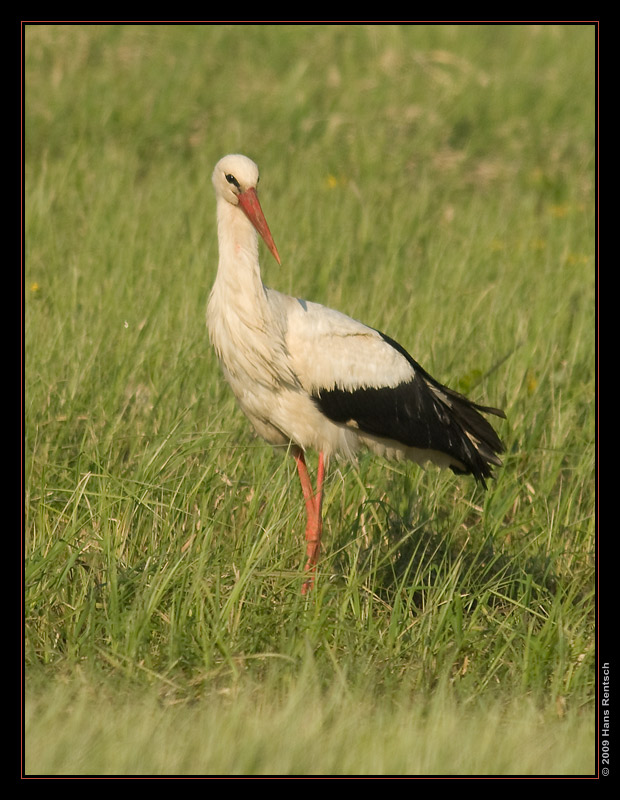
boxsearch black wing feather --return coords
[313,331,505,487]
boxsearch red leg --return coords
[294,449,325,594]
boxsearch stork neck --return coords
[216,198,263,288]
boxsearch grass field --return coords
[24,23,596,776]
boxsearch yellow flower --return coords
[566,253,590,266]
[526,370,538,395]
[325,174,339,189]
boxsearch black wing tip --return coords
[451,450,502,490]
[449,407,505,489]
[475,404,506,420]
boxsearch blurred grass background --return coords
[24,23,595,775]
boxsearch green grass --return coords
[25,676,593,775]
[24,23,595,776]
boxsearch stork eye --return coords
[225,173,240,189]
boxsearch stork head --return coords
[212,154,281,264]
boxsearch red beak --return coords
[238,187,281,265]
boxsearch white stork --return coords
[207,154,504,593]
